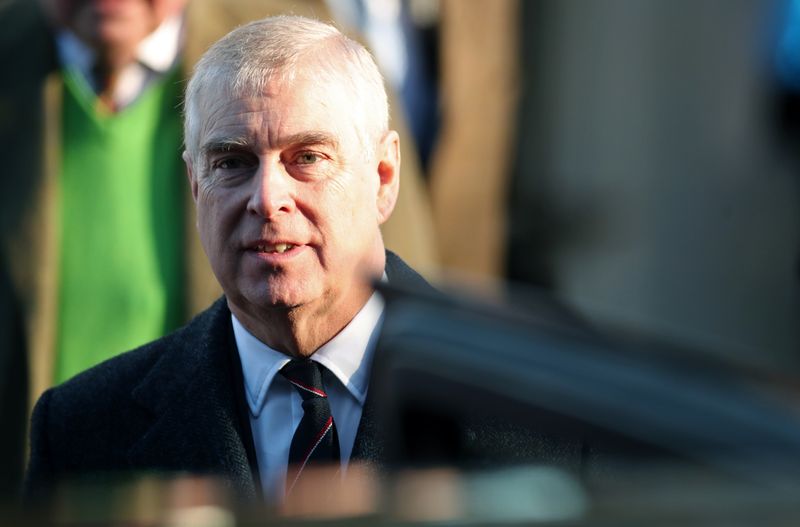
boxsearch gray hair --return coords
[183,15,389,166]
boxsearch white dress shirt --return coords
[233,291,385,502]
[55,13,184,109]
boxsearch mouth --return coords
[252,242,296,254]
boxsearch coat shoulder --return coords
[26,299,233,497]
[385,250,434,292]
[30,299,228,459]
[46,298,227,411]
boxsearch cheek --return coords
[329,170,377,211]
[322,177,380,249]
[196,189,237,248]
[195,204,218,253]
[316,179,365,232]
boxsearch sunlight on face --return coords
[188,75,394,333]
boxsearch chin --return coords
[96,26,133,46]
[251,282,319,311]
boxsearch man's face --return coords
[42,0,186,55]
[186,75,399,331]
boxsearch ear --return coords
[376,130,400,225]
[182,151,199,203]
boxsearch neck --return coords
[231,282,375,359]
[94,46,137,76]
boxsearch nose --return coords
[246,158,295,219]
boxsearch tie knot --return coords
[280,359,327,399]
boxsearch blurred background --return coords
[332,0,800,373]
[412,0,799,373]
[1,0,799,519]
[504,0,799,374]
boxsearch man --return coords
[0,0,437,411]
[25,15,432,505]
[0,6,437,497]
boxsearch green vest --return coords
[55,67,185,383]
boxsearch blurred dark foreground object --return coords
[372,281,800,476]
[18,282,800,524]
[367,280,800,521]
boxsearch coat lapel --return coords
[127,299,258,500]
[350,387,386,468]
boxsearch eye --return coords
[207,154,256,185]
[295,152,321,165]
[214,157,247,170]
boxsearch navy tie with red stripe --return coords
[281,359,340,494]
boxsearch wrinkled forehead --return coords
[194,52,357,105]
[193,67,282,112]
[191,71,370,158]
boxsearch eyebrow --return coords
[200,131,340,157]
[200,137,252,157]
[279,131,340,151]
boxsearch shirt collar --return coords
[234,290,385,418]
[55,12,184,74]
[137,13,184,72]
[232,315,289,419]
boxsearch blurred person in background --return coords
[0,256,26,503]
[0,0,437,496]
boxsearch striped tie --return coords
[281,359,340,494]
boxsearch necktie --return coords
[280,359,340,494]
[91,61,118,113]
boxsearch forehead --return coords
[198,76,359,151]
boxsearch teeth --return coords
[255,243,294,253]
